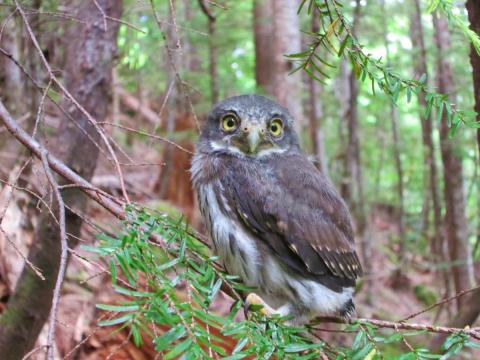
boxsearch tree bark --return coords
[380,0,406,264]
[198,0,218,104]
[308,10,329,177]
[0,1,122,358]
[342,0,365,223]
[340,0,371,301]
[466,0,480,156]
[254,0,274,96]
[253,0,304,132]
[433,12,474,310]
[0,14,23,116]
[410,0,443,263]
[156,1,181,200]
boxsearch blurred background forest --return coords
[0,0,480,359]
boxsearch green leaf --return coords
[113,285,152,297]
[164,338,193,360]
[352,330,365,350]
[232,337,249,354]
[131,325,143,346]
[207,278,223,304]
[338,35,351,57]
[419,73,428,84]
[407,87,412,103]
[96,303,140,312]
[109,259,117,284]
[98,313,133,327]
[155,325,187,352]
[284,343,323,353]
[158,257,180,271]
[352,343,373,360]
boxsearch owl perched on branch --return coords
[191,95,362,325]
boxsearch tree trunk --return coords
[254,0,304,132]
[198,0,218,104]
[0,15,23,116]
[433,12,474,310]
[0,1,122,357]
[156,1,181,200]
[254,0,274,96]
[341,0,371,302]
[380,0,406,264]
[466,0,480,156]
[410,0,443,263]
[308,10,329,176]
[343,0,365,223]
[466,0,480,269]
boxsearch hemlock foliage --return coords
[88,207,479,359]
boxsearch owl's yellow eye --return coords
[221,114,239,132]
[269,118,283,137]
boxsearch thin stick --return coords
[21,345,47,360]
[99,122,193,154]
[0,99,126,220]
[311,317,480,341]
[41,150,67,360]
[0,226,45,280]
[400,284,480,322]
[92,0,108,31]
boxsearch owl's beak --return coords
[246,124,263,154]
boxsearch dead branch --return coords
[40,150,67,360]
[400,283,480,322]
[0,100,125,220]
[100,121,193,154]
[310,317,480,341]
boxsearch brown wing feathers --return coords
[223,159,363,282]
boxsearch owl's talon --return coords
[244,293,277,317]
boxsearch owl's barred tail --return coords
[339,299,356,320]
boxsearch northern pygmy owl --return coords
[191,95,362,324]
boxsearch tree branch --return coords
[198,0,216,21]
[40,149,67,360]
[0,100,125,220]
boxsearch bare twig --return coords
[99,122,194,154]
[0,99,126,222]
[21,345,47,360]
[40,149,67,360]
[311,317,480,341]
[0,226,45,280]
[0,8,17,42]
[32,79,51,139]
[92,0,108,31]
[400,284,480,322]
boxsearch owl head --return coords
[198,95,300,157]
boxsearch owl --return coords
[191,95,362,324]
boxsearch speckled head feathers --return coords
[198,94,300,156]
